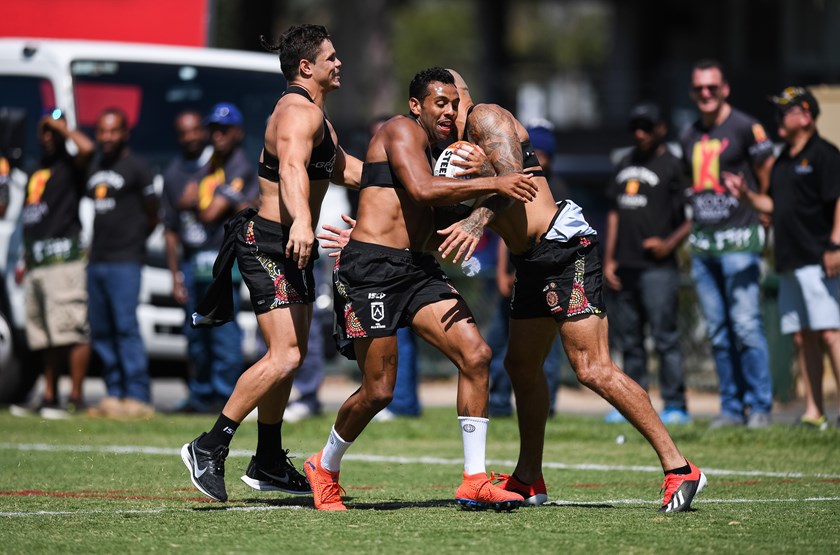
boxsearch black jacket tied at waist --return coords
[191,207,257,328]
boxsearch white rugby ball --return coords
[434,141,475,208]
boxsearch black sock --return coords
[665,461,691,475]
[255,421,284,464]
[199,414,239,449]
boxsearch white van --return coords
[0,38,286,402]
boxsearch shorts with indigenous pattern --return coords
[333,239,461,342]
[509,235,605,322]
[235,214,318,314]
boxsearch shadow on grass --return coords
[229,497,469,511]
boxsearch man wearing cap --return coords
[603,103,692,425]
[725,87,840,430]
[681,59,776,429]
[168,102,257,412]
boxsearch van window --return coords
[71,60,285,173]
[0,76,56,171]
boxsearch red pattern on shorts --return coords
[344,303,366,338]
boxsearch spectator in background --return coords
[166,103,255,413]
[0,155,9,218]
[160,109,211,412]
[10,110,93,418]
[603,103,692,425]
[488,122,563,418]
[85,107,159,419]
[725,87,840,430]
[681,59,775,428]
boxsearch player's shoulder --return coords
[469,103,513,123]
[382,114,424,139]
[274,93,323,121]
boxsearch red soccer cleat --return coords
[304,450,347,511]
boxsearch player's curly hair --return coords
[260,24,331,82]
[409,67,454,101]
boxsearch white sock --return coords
[321,426,353,472]
[458,416,488,475]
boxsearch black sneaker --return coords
[240,451,311,495]
[181,433,229,502]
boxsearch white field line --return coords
[2,442,840,480]
[2,497,840,518]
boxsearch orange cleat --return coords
[660,460,707,512]
[492,472,548,506]
[455,472,524,511]
[304,451,347,511]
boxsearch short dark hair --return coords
[409,67,454,101]
[261,24,331,82]
[174,109,202,126]
[692,58,726,81]
[99,107,128,130]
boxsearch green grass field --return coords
[1,408,838,554]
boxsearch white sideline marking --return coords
[2,442,840,480]
[2,497,839,518]
[0,505,306,518]
[548,497,840,506]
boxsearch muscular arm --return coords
[436,105,524,261]
[276,101,322,267]
[331,146,362,190]
[387,120,536,206]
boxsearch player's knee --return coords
[462,343,492,373]
[363,384,393,411]
[262,350,305,383]
[572,358,612,389]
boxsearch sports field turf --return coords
[1,408,838,554]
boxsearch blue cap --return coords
[205,102,243,126]
[527,124,556,157]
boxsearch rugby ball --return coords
[434,141,476,211]
[434,141,475,179]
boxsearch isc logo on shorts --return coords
[371,301,386,329]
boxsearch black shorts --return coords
[509,235,605,321]
[235,215,319,314]
[334,239,461,340]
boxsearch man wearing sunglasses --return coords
[603,103,691,425]
[680,59,776,429]
[724,87,840,431]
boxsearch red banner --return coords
[2,0,207,47]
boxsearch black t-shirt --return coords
[21,153,86,241]
[680,108,774,254]
[191,147,258,253]
[86,149,155,263]
[608,146,687,269]
[161,148,210,250]
[0,157,10,209]
[770,133,840,272]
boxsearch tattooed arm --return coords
[437,104,524,262]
